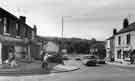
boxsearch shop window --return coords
[117,50,121,59]
[123,51,129,59]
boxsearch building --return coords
[0,7,37,64]
[90,42,106,58]
[106,29,116,62]
[106,18,135,63]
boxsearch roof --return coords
[0,7,33,30]
[106,36,114,40]
[0,7,18,20]
[90,42,105,49]
[116,22,135,35]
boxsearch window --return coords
[117,50,121,59]
[118,36,121,45]
[25,27,28,37]
[3,17,8,33]
[32,30,35,39]
[123,51,129,59]
[126,34,131,45]
[16,23,20,36]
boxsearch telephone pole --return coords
[62,16,64,39]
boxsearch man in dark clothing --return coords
[130,50,135,64]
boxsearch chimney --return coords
[33,25,37,35]
[19,16,26,23]
[123,18,129,28]
[113,28,117,35]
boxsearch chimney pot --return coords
[19,16,26,23]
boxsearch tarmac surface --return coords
[1,60,135,81]
[0,60,80,76]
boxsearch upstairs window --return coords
[3,17,9,33]
[118,36,121,45]
[126,34,131,45]
[16,23,20,36]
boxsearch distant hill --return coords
[36,35,105,54]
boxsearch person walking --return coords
[8,47,17,67]
[130,50,135,64]
[40,42,49,71]
[42,53,50,70]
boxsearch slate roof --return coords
[116,22,135,35]
[106,36,114,40]
[0,7,18,20]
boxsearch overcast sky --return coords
[1,0,135,40]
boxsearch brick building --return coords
[0,7,38,63]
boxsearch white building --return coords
[113,18,135,63]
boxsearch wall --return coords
[0,42,2,64]
[114,31,135,62]
[15,45,26,59]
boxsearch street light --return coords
[61,16,72,38]
[61,16,64,39]
[61,16,72,49]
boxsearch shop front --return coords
[0,35,28,64]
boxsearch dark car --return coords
[75,56,82,61]
[82,55,97,66]
[97,58,106,64]
[62,54,69,60]
[96,56,106,64]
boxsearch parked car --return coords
[75,56,82,61]
[62,54,69,60]
[96,56,106,64]
[82,55,97,66]
[97,58,106,64]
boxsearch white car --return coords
[82,55,97,66]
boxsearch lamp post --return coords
[62,16,64,39]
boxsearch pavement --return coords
[0,60,80,76]
[106,61,135,68]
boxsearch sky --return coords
[1,0,135,41]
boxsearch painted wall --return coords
[114,31,135,62]
[15,46,26,59]
[0,43,2,64]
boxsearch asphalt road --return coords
[1,60,135,81]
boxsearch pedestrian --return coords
[40,49,45,61]
[130,50,135,64]
[8,47,17,67]
[40,42,49,70]
[41,53,50,71]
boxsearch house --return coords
[106,29,116,62]
[0,7,37,63]
[106,18,135,63]
[89,42,106,58]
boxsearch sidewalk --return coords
[107,61,135,68]
[0,60,80,76]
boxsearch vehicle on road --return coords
[96,56,106,64]
[97,58,106,64]
[62,54,69,60]
[75,56,82,61]
[82,55,97,66]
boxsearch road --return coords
[1,60,135,81]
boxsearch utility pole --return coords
[62,16,64,39]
